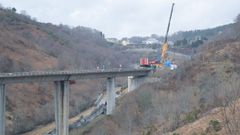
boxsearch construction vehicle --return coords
[140,3,177,70]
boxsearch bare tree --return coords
[235,14,240,23]
[220,77,240,135]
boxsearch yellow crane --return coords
[140,3,176,69]
[159,3,175,67]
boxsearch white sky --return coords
[1,0,240,38]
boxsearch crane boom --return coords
[139,3,176,69]
[164,3,175,43]
[160,3,175,64]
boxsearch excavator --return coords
[140,3,177,69]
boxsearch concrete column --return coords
[106,77,115,115]
[128,76,146,92]
[0,84,5,135]
[128,76,135,92]
[54,81,69,135]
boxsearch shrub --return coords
[208,120,221,132]
[136,90,152,112]
[191,132,197,135]
[184,110,200,123]
[141,124,157,135]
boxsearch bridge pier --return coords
[54,81,69,135]
[128,76,146,92]
[128,76,135,92]
[106,77,115,115]
[0,84,5,135]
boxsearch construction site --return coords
[0,1,239,135]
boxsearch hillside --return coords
[70,15,240,135]
[0,7,140,134]
[1,5,240,135]
[119,23,233,46]
[118,23,236,56]
[168,98,240,135]
[171,24,234,41]
[0,8,136,72]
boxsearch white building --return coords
[143,38,159,44]
[121,39,130,46]
[106,38,119,44]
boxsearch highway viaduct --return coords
[0,68,151,135]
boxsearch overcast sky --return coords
[1,0,240,38]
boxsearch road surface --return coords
[21,107,95,135]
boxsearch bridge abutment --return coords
[106,77,115,115]
[54,81,69,135]
[0,84,5,135]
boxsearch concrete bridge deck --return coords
[0,68,151,83]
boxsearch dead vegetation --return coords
[0,4,239,135]
[0,7,139,134]
[69,14,240,135]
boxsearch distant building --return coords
[189,36,206,44]
[121,39,130,46]
[218,31,223,35]
[143,38,159,44]
[195,36,202,41]
[106,38,119,44]
[168,41,174,46]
